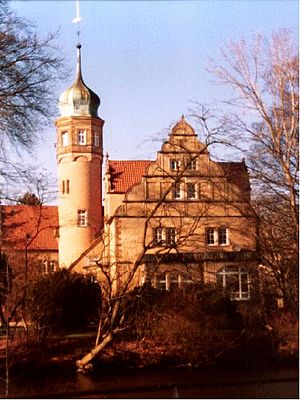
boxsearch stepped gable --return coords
[108,160,151,193]
[1,205,58,250]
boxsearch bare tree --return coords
[208,29,299,308]
[75,122,256,371]
[0,0,67,150]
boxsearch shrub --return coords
[28,270,101,337]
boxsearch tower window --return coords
[62,132,69,146]
[94,132,100,147]
[78,210,87,227]
[78,130,86,145]
[62,179,70,194]
[66,179,70,194]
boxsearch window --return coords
[173,183,181,199]
[78,210,87,227]
[61,132,69,146]
[170,159,180,171]
[62,179,70,194]
[206,227,229,246]
[217,266,250,301]
[156,271,193,291]
[41,260,56,275]
[187,159,197,170]
[218,227,227,245]
[187,183,197,199]
[154,227,163,244]
[78,129,86,145]
[94,132,100,147]
[41,260,47,274]
[48,261,56,273]
[153,227,177,246]
[156,272,168,290]
[166,227,176,246]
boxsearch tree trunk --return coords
[76,332,113,372]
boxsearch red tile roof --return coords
[108,160,249,195]
[1,205,58,251]
[108,160,151,193]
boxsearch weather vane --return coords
[72,0,82,41]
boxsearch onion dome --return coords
[59,44,100,118]
[172,115,195,136]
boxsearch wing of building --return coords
[2,45,259,302]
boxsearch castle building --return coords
[1,45,258,301]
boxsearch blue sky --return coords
[11,0,298,181]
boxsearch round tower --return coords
[55,44,104,268]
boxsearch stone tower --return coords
[55,44,104,268]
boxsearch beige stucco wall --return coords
[99,121,257,292]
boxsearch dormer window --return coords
[62,132,69,146]
[78,130,86,145]
[170,159,180,171]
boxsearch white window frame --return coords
[217,266,250,301]
[154,227,164,245]
[206,227,229,246]
[155,271,193,291]
[187,159,197,170]
[218,227,228,245]
[153,227,177,247]
[166,227,176,246]
[48,261,56,273]
[41,260,48,274]
[78,129,86,145]
[61,131,69,146]
[78,210,88,227]
[170,159,180,171]
[41,260,56,274]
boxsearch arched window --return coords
[217,266,250,301]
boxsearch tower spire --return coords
[76,43,83,82]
